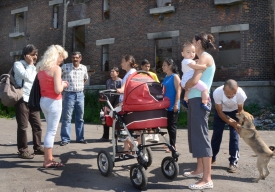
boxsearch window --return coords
[103,0,110,19]
[156,0,172,7]
[74,0,85,4]
[15,12,24,33]
[53,5,59,29]
[155,38,172,81]
[73,25,85,52]
[102,45,109,71]
[218,32,241,68]
[14,55,20,62]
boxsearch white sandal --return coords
[183,172,203,178]
[188,180,213,190]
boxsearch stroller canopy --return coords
[122,71,170,112]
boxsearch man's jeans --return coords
[211,110,240,165]
[60,91,85,142]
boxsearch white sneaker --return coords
[145,134,153,141]
[153,134,159,142]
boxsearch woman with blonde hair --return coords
[36,45,69,168]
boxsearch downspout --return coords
[63,0,70,47]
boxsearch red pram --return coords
[97,71,180,190]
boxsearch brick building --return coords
[0,0,275,104]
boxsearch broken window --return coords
[15,12,24,33]
[102,45,109,71]
[155,38,173,82]
[53,5,59,29]
[103,0,110,19]
[218,32,241,68]
[73,25,85,53]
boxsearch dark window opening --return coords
[102,45,109,71]
[218,32,241,68]
[53,5,59,29]
[73,25,85,53]
[155,38,173,82]
[15,12,24,33]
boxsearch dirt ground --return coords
[0,118,274,192]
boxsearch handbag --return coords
[0,63,25,107]
[28,75,41,111]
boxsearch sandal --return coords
[43,161,64,168]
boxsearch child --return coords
[181,42,210,111]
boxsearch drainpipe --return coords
[63,0,70,47]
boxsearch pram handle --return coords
[99,89,117,94]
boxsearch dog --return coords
[228,111,275,182]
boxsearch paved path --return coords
[0,118,274,192]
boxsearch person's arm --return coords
[237,103,244,113]
[184,55,209,89]
[54,66,68,94]
[188,62,207,70]
[173,75,181,112]
[215,104,238,129]
[117,83,125,93]
[83,66,88,83]
[13,61,35,82]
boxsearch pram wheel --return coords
[130,164,148,190]
[161,156,179,180]
[143,147,153,167]
[97,150,113,177]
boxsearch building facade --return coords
[0,0,274,104]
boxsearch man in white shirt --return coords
[211,79,247,173]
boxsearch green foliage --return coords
[0,104,15,119]
[177,110,188,128]
[83,91,101,124]
[244,103,261,115]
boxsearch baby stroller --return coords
[97,71,180,190]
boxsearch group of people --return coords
[14,45,88,168]
[12,31,247,190]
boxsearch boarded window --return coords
[155,38,172,82]
[73,25,85,53]
[15,13,24,33]
[219,32,241,68]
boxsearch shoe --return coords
[200,103,211,112]
[228,164,238,173]
[76,140,87,144]
[18,151,34,159]
[153,134,159,142]
[60,141,69,146]
[182,100,188,108]
[43,161,64,168]
[95,138,109,142]
[183,172,203,178]
[145,134,153,141]
[211,159,216,164]
[188,180,213,190]
[34,147,44,155]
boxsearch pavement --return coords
[0,118,275,192]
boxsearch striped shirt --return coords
[61,63,88,92]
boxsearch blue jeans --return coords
[211,110,239,165]
[60,91,85,142]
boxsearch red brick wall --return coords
[0,0,274,84]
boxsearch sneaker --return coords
[145,134,153,141]
[200,103,211,112]
[60,141,69,146]
[34,147,44,155]
[182,100,188,108]
[18,151,34,159]
[228,164,238,173]
[153,134,159,142]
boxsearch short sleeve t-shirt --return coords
[119,68,136,102]
[213,85,247,111]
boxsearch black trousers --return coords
[167,111,178,148]
[15,98,42,152]
[102,125,109,139]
